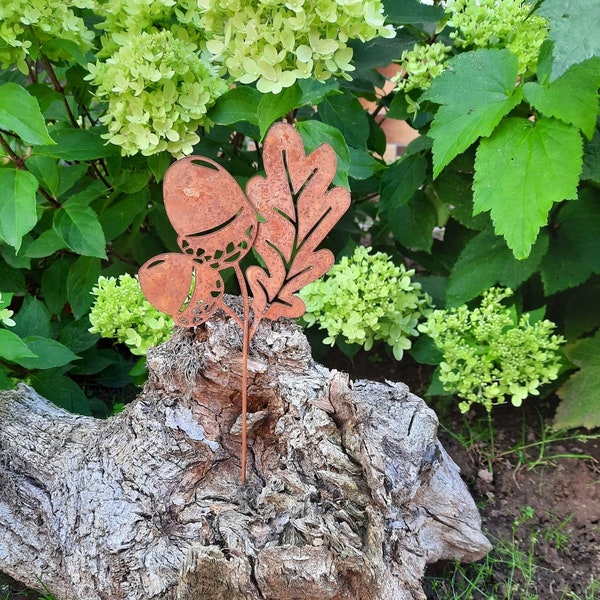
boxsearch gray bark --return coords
[0,308,490,600]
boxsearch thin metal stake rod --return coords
[236,263,250,484]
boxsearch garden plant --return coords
[0,0,599,597]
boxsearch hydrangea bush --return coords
[89,274,173,355]
[0,0,597,428]
[419,288,565,413]
[299,246,431,360]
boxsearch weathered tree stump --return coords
[0,306,490,599]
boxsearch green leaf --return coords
[15,336,80,370]
[24,229,66,258]
[297,78,340,106]
[208,86,261,126]
[348,148,385,180]
[0,365,12,390]
[523,58,600,139]
[564,280,600,340]
[435,169,490,231]
[537,0,600,80]
[30,370,91,415]
[99,189,149,242]
[541,191,600,295]
[379,153,427,210]
[296,120,350,188]
[318,90,370,149]
[12,297,52,339]
[349,33,414,73]
[447,228,549,307]
[423,49,522,177]
[0,293,12,310]
[53,203,107,258]
[70,347,118,376]
[66,179,107,208]
[258,84,302,139]
[34,127,119,160]
[57,163,89,196]
[66,256,101,320]
[148,152,172,182]
[383,0,445,24]
[57,318,100,354]
[555,330,600,430]
[41,39,88,66]
[41,257,71,315]
[582,124,600,183]
[409,334,443,366]
[1,243,31,269]
[0,260,26,294]
[382,190,437,252]
[0,169,39,252]
[473,117,583,259]
[26,156,60,196]
[0,83,55,145]
[111,165,151,194]
[0,329,38,362]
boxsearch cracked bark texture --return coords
[0,307,491,600]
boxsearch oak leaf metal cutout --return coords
[139,121,350,482]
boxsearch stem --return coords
[40,55,79,129]
[233,264,250,484]
[0,132,59,206]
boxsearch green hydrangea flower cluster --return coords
[93,0,180,49]
[196,0,395,94]
[86,29,227,157]
[89,274,174,356]
[299,246,431,360]
[392,42,451,114]
[0,293,15,328]
[419,287,565,413]
[0,0,94,72]
[393,42,451,93]
[445,0,548,74]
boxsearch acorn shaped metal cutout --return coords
[139,122,351,483]
[164,157,257,269]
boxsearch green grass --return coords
[426,506,540,599]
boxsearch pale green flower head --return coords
[445,0,548,75]
[0,293,15,328]
[419,287,565,413]
[89,274,174,355]
[0,0,94,71]
[197,0,394,93]
[393,42,451,94]
[86,29,227,157]
[299,246,431,360]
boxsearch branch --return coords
[40,55,79,129]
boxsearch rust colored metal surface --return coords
[139,121,350,482]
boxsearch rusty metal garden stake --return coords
[139,122,350,483]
